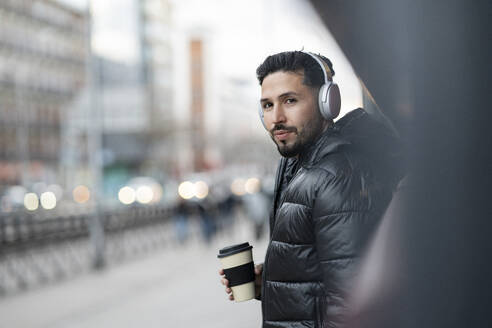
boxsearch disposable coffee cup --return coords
[218,242,255,302]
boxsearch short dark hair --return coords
[256,51,335,87]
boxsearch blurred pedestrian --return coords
[242,186,269,241]
[197,198,217,244]
[217,192,236,234]
[174,198,190,244]
[219,51,403,327]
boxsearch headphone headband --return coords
[303,52,333,83]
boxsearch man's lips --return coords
[274,130,293,141]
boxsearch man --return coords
[220,51,402,327]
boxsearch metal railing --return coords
[0,205,174,252]
[0,204,179,296]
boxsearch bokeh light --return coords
[136,185,154,204]
[9,185,27,205]
[245,177,261,194]
[24,193,39,211]
[73,185,91,204]
[194,181,209,199]
[40,191,57,210]
[231,178,246,196]
[118,186,136,205]
[178,181,194,199]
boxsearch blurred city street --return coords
[0,0,488,327]
[0,216,268,328]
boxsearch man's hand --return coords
[219,268,234,301]
[219,263,263,301]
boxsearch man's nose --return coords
[271,104,286,125]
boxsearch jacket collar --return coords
[298,125,350,166]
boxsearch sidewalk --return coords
[0,218,268,328]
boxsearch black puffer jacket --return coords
[261,108,403,328]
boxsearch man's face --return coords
[260,70,325,157]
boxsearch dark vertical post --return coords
[86,3,105,269]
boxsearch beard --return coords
[270,117,325,158]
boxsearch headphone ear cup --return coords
[258,103,266,128]
[327,83,341,119]
[318,83,341,120]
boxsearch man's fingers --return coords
[219,268,233,301]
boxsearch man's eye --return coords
[263,103,273,110]
[286,98,297,104]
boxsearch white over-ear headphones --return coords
[258,51,341,128]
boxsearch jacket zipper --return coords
[261,160,304,322]
[261,158,287,321]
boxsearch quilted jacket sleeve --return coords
[311,168,379,327]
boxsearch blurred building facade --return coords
[0,0,88,203]
[170,9,280,179]
[189,39,206,171]
[93,0,175,199]
[138,0,175,176]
